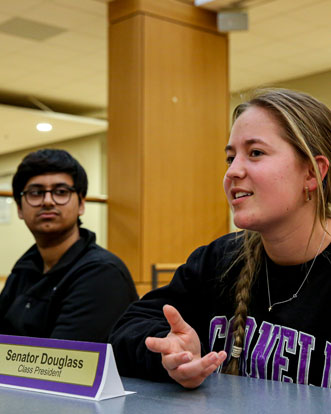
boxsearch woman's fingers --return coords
[176,351,227,380]
[162,351,193,370]
[146,305,200,355]
[167,351,227,388]
[162,350,226,377]
[145,305,227,388]
[163,305,192,335]
[145,336,172,354]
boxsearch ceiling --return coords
[0,0,330,154]
[192,0,331,91]
[0,104,107,155]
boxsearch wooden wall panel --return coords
[108,15,144,282]
[107,0,229,295]
[142,15,229,283]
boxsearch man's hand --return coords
[145,304,227,388]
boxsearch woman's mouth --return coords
[234,191,253,199]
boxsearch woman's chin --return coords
[233,217,260,232]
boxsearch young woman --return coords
[110,89,331,388]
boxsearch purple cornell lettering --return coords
[209,316,228,351]
[250,322,280,379]
[297,332,315,384]
[321,342,331,388]
[272,327,297,382]
[240,317,257,376]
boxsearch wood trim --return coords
[0,190,12,197]
[151,263,182,289]
[153,263,182,271]
[108,0,218,32]
[0,191,108,204]
[0,275,7,292]
[84,195,108,204]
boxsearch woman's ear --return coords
[305,155,329,191]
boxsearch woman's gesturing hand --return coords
[145,304,227,388]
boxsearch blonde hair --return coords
[224,88,331,375]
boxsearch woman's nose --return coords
[225,156,246,180]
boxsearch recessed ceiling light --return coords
[36,123,53,132]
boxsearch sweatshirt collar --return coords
[13,228,96,275]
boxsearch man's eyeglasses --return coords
[20,186,76,207]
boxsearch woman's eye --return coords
[250,149,263,157]
[226,156,235,165]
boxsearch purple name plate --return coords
[0,334,126,400]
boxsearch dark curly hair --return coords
[12,149,88,225]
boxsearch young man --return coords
[0,149,138,342]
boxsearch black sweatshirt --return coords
[0,228,138,342]
[110,232,331,387]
